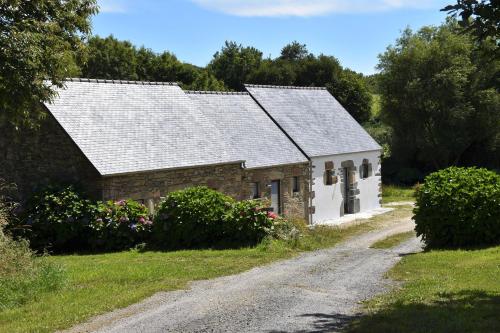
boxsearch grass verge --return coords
[382,185,415,203]
[347,246,500,333]
[370,231,416,249]
[0,206,412,333]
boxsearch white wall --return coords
[311,150,381,224]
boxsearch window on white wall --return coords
[361,161,369,179]
[325,169,334,185]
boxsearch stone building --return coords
[245,84,382,224]
[0,79,309,219]
[1,79,383,224]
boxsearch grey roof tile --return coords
[44,79,242,176]
[245,84,381,157]
[187,91,308,169]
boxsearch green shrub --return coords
[414,167,500,248]
[12,186,153,253]
[89,199,153,251]
[154,187,235,248]
[154,187,276,249]
[224,199,274,246]
[19,186,96,252]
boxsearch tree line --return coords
[0,0,498,184]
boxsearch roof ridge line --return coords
[64,78,179,86]
[244,84,327,90]
[185,90,249,95]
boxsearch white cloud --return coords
[99,0,128,13]
[190,0,440,17]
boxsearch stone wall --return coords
[100,163,244,204]
[0,114,102,201]
[242,163,310,221]
[101,162,310,221]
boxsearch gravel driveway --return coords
[65,217,421,333]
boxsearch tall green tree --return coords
[0,0,98,128]
[442,0,499,43]
[280,41,310,61]
[208,41,263,90]
[81,35,226,90]
[378,22,500,170]
[249,43,372,123]
[82,35,138,80]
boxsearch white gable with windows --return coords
[246,84,382,224]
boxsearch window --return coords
[325,169,333,185]
[250,182,260,199]
[361,162,369,179]
[292,176,300,193]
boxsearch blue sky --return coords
[94,0,451,75]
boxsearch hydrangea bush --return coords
[154,187,276,249]
[414,167,500,248]
[90,199,153,251]
[18,186,96,252]
[223,199,274,246]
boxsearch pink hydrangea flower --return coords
[267,212,278,219]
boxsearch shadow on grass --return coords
[347,290,500,333]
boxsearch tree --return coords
[327,69,372,124]
[442,0,499,43]
[80,36,227,91]
[280,41,310,61]
[0,0,98,128]
[208,41,262,90]
[183,70,226,91]
[82,35,138,80]
[378,22,500,171]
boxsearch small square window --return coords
[250,182,260,199]
[292,176,300,193]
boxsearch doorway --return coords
[343,167,352,214]
[270,180,281,214]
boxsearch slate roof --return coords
[245,84,381,158]
[44,79,242,176]
[187,91,308,169]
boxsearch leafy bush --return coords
[414,167,500,248]
[18,186,96,252]
[90,199,153,251]
[224,199,274,246]
[154,187,275,249]
[154,187,235,248]
[11,186,153,253]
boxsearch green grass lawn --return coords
[0,207,412,333]
[347,246,500,333]
[382,185,415,203]
[370,231,416,249]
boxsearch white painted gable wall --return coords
[311,150,382,224]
